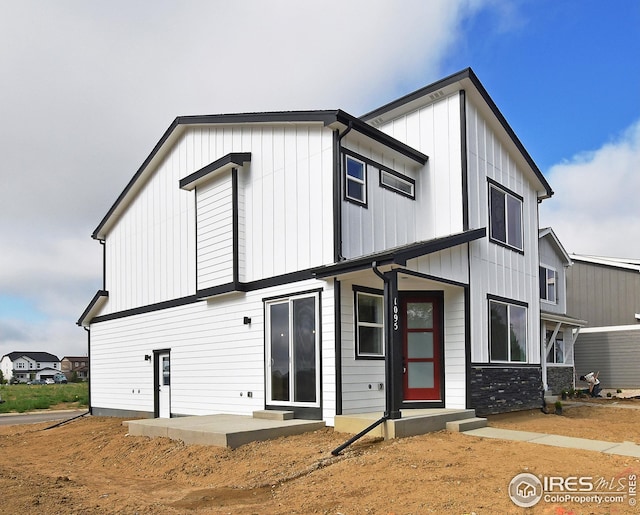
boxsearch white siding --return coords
[465,99,541,364]
[103,123,335,314]
[196,172,234,289]
[90,279,337,424]
[374,93,464,242]
[341,140,419,258]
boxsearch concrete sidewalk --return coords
[462,426,640,458]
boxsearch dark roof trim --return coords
[92,110,426,239]
[314,228,486,278]
[179,152,251,190]
[76,290,108,326]
[3,351,60,362]
[360,68,553,199]
[335,110,428,165]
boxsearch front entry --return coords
[155,351,171,418]
[401,294,443,402]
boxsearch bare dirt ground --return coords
[1,397,640,515]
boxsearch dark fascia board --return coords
[92,109,425,239]
[77,290,109,327]
[360,67,553,199]
[314,228,486,278]
[179,152,251,190]
[334,110,428,165]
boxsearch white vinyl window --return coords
[355,291,385,358]
[345,156,367,205]
[546,330,565,364]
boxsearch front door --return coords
[402,295,442,402]
[157,352,171,418]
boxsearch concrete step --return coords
[335,409,477,439]
[252,410,294,421]
[446,417,488,432]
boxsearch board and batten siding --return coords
[102,123,335,315]
[195,171,234,289]
[465,98,541,364]
[372,92,465,242]
[340,140,418,259]
[90,278,337,424]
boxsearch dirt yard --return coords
[1,398,639,514]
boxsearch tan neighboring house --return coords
[61,356,89,381]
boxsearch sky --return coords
[0,0,639,360]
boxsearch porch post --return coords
[384,270,402,419]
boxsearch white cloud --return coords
[540,120,640,257]
[0,0,491,359]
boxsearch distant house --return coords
[538,228,586,394]
[567,255,640,389]
[79,68,554,421]
[0,352,61,383]
[61,356,89,381]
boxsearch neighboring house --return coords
[61,356,89,381]
[538,228,586,394]
[0,352,61,383]
[567,255,640,389]
[78,68,553,421]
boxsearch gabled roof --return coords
[2,351,60,363]
[360,67,553,200]
[92,110,427,240]
[539,227,572,265]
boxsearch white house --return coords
[78,68,553,422]
[0,352,61,383]
[538,228,586,394]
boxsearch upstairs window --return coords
[355,289,384,358]
[489,297,527,363]
[539,265,557,303]
[345,155,367,205]
[489,181,523,251]
[380,169,415,199]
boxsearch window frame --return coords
[379,168,415,199]
[344,154,367,206]
[546,330,565,364]
[488,296,528,363]
[539,264,557,304]
[488,179,524,252]
[354,287,385,359]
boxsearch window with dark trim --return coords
[539,265,557,303]
[489,181,523,251]
[489,298,527,362]
[379,169,415,199]
[354,289,384,358]
[345,155,367,205]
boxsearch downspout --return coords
[333,121,353,263]
[331,261,392,456]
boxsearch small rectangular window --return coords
[489,298,527,363]
[380,169,415,199]
[489,182,523,251]
[355,290,384,358]
[345,156,367,205]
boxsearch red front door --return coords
[402,296,442,401]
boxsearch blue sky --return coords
[0,0,638,359]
